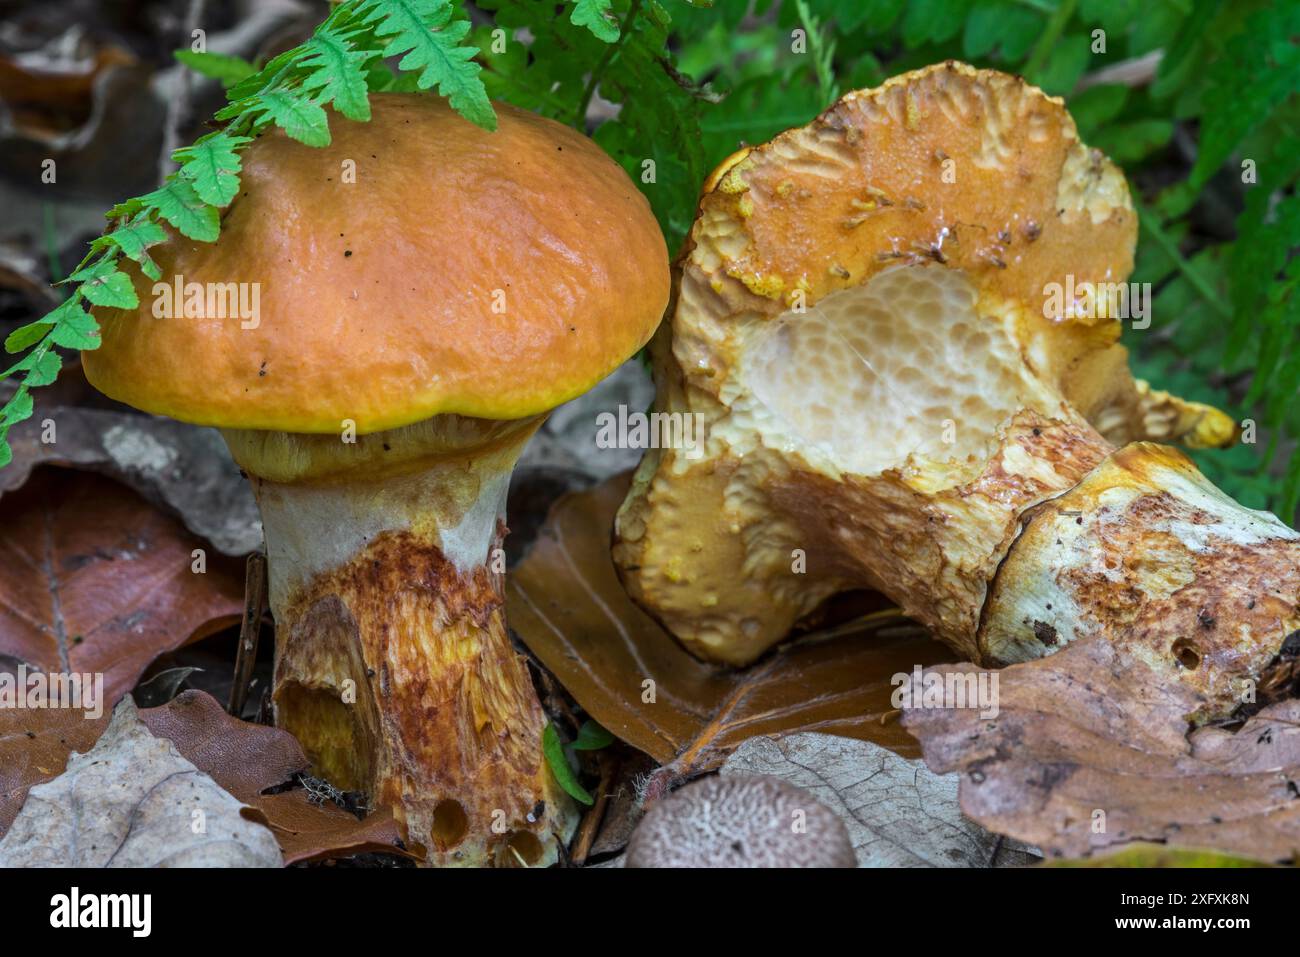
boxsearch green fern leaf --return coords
[0,387,33,428]
[5,349,62,388]
[4,320,53,355]
[49,306,101,351]
[1185,5,1300,199]
[299,26,375,121]
[355,0,496,130]
[174,50,258,87]
[570,0,620,42]
[140,179,220,242]
[248,90,332,146]
[69,261,138,310]
[174,132,252,207]
[98,219,168,281]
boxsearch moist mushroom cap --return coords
[82,94,669,434]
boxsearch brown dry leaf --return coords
[0,468,245,702]
[722,732,1038,867]
[138,690,413,865]
[0,700,105,834]
[506,473,950,775]
[0,689,414,863]
[253,793,413,866]
[901,637,1300,863]
[0,698,282,867]
[0,43,137,142]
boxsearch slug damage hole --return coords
[1172,637,1202,671]
[429,798,469,849]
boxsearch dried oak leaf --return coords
[0,468,244,702]
[0,697,282,867]
[506,473,951,775]
[901,637,1300,863]
[0,699,105,835]
[0,689,413,864]
[722,732,1038,867]
[138,690,413,865]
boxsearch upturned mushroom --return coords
[83,94,669,866]
[613,62,1300,720]
[625,774,856,868]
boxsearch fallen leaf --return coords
[0,40,137,142]
[131,665,202,708]
[517,359,655,481]
[0,468,245,702]
[135,689,414,865]
[721,732,1038,867]
[253,793,413,866]
[506,473,950,776]
[0,700,104,835]
[1045,843,1273,867]
[902,637,1300,863]
[0,241,60,316]
[135,688,304,792]
[0,29,160,202]
[0,689,414,864]
[590,749,657,858]
[1,409,262,556]
[0,697,282,867]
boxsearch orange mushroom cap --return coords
[83,94,669,434]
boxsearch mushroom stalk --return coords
[224,417,577,867]
[980,441,1300,720]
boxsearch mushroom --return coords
[613,63,1299,720]
[83,94,669,866]
[625,774,856,868]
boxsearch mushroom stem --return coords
[223,417,577,867]
[980,441,1300,721]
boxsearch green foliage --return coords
[172,50,258,88]
[6,0,1298,526]
[354,0,495,128]
[571,720,615,751]
[571,0,621,42]
[542,723,594,805]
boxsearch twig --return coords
[159,0,207,181]
[228,551,268,716]
[570,752,617,866]
[1074,50,1164,92]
